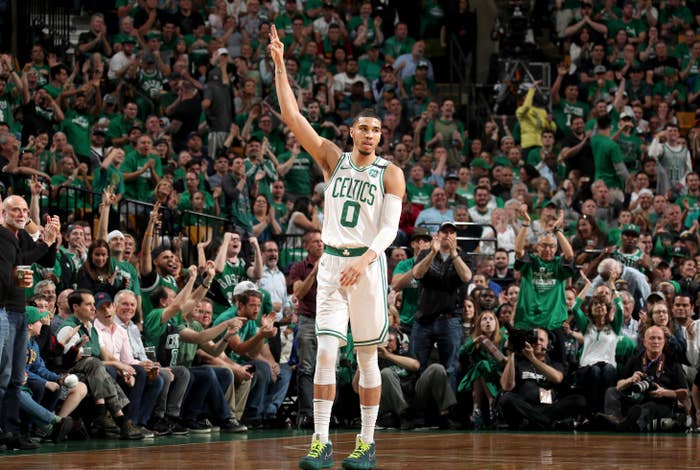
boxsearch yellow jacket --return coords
[516,87,556,149]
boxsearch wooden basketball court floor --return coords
[0,429,698,469]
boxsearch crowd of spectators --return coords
[1,0,700,453]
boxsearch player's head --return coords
[350,109,382,156]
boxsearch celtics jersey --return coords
[322,152,388,248]
[659,144,691,187]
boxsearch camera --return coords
[624,375,657,396]
[507,328,539,352]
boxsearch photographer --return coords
[601,326,687,432]
[499,328,585,429]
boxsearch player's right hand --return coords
[268,25,284,65]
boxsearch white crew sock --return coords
[360,404,379,444]
[313,398,333,444]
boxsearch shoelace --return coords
[307,439,327,458]
[347,439,371,459]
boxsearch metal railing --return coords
[415,221,499,257]
[50,184,307,268]
[16,0,76,63]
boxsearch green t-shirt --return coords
[0,92,18,132]
[141,273,179,320]
[278,151,314,196]
[591,133,625,189]
[244,159,278,201]
[61,109,93,158]
[93,164,125,197]
[514,254,574,330]
[107,114,142,145]
[121,151,163,201]
[554,100,590,135]
[213,258,248,315]
[382,36,415,59]
[406,182,435,207]
[607,18,647,40]
[50,174,86,210]
[392,258,419,327]
[113,257,141,295]
[177,320,203,368]
[143,307,182,349]
[652,81,687,108]
[617,132,643,172]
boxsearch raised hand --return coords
[519,204,531,225]
[268,25,284,66]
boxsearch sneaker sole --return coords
[298,459,334,469]
[187,428,212,434]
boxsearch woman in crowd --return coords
[458,310,507,428]
[76,240,127,297]
[252,194,282,242]
[570,276,623,413]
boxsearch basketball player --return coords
[269,26,406,470]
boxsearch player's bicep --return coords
[384,164,406,198]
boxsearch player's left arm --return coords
[339,164,406,287]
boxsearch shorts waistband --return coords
[323,246,368,257]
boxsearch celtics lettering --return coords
[331,177,377,205]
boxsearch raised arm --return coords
[269,25,340,177]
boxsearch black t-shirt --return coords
[175,10,205,35]
[134,8,171,31]
[415,249,468,324]
[172,96,202,147]
[561,132,594,177]
[513,355,565,405]
[645,56,680,78]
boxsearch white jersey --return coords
[321,152,388,248]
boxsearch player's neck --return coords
[350,149,376,167]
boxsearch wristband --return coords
[521,223,530,227]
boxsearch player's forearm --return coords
[275,65,301,124]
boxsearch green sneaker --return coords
[342,434,377,470]
[299,433,334,469]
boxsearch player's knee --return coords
[315,335,340,385]
[356,346,381,389]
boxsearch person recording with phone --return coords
[498,328,586,429]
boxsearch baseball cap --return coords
[215,47,229,59]
[91,127,107,136]
[94,292,113,309]
[314,182,327,194]
[593,65,607,74]
[664,67,677,77]
[438,220,457,232]
[122,36,137,45]
[671,245,690,257]
[680,231,698,244]
[646,291,665,304]
[411,227,433,242]
[233,280,258,297]
[470,158,491,170]
[416,59,430,69]
[620,110,635,121]
[104,94,118,106]
[445,172,459,181]
[621,224,640,236]
[26,306,49,324]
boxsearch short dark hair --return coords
[352,109,382,125]
[597,114,612,130]
[149,286,172,309]
[68,289,93,314]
